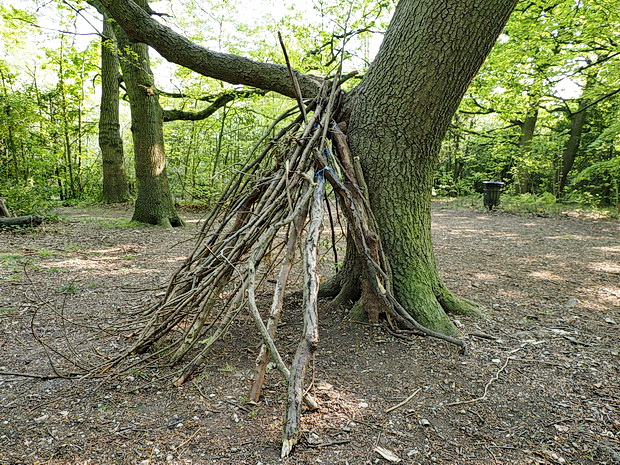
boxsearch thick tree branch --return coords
[548,87,620,117]
[162,90,266,122]
[455,123,520,138]
[163,93,234,122]
[100,0,323,99]
[460,96,496,115]
[160,87,265,102]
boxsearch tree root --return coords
[436,285,483,317]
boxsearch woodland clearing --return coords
[0,204,618,465]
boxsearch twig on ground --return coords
[446,347,525,407]
[562,335,593,347]
[385,388,421,413]
[307,438,351,448]
[0,371,76,380]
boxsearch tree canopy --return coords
[0,0,617,213]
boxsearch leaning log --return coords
[0,215,43,227]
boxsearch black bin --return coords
[483,182,504,210]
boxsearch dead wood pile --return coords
[94,79,464,455]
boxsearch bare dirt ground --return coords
[0,203,618,465]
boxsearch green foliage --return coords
[500,192,558,213]
[0,4,102,213]
[1,0,617,215]
[154,0,395,205]
[0,253,23,263]
[0,180,57,216]
[7,272,24,282]
[436,192,617,217]
[569,157,620,206]
[437,0,620,208]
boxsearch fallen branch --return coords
[445,357,510,407]
[562,335,593,347]
[307,438,351,448]
[0,371,76,380]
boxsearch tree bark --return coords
[99,12,130,204]
[114,0,182,227]
[514,106,539,194]
[163,93,236,122]
[0,215,43,227]
[344,0,517,333]
[0,198,11,217]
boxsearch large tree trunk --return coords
[114,1,182,227]
[343,0,517,334]
[99,12,130,204]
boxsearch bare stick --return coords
[281,174,325,458]
[250,202,309,402]
[247,272,318,411]
[445,346,525,407]
[245,181,318,411]
[0,371,75,380]
[385,388,421,414]
[278,31,307,123]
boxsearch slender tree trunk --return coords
[99,12,130,203]
[211,106,228,177]
[554,73,596,197]
[0,68,19,181]
[342,0,517,334]
[58,41,77,199]
[515,107,538,194]
[555,103,589,196]
[114,1,182,227]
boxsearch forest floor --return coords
[0,202,618,465]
